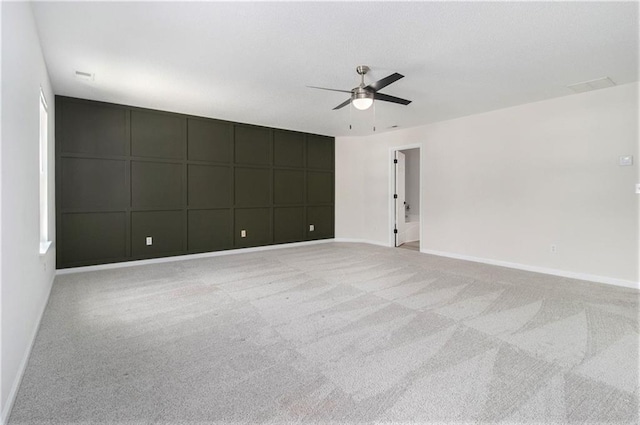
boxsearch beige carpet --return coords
[10,242,639,424]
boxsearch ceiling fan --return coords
[308,66,412,111]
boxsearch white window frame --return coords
[39,89,51,254]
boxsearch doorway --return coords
[393,147,420,251]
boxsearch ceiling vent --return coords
[74,70,94,81]
[567,77,616,93]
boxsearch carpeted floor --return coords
[9,242,639,424]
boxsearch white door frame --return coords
[395,150,407,247]
[388,144,423,249]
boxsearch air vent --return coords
[74,70,94,81]
[567,77,615,93]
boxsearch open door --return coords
[394,151,406,246]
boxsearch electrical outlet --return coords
[636,183,640,194]
[550,244,557,254]
[309,224,315,231]
[241,230,247,238]
[146,236,152,246]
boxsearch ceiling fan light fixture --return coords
[352,97,373,110]
[352,89,374,110]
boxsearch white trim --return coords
[39,86,48,111]
[56,239,335,275]
[422,248,640,290]
[38,92,49,249]
[1,274,55,425]
[56,239,638,289]
[39,240,52,256]
[333,237,390,248]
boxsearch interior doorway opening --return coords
[393,147,420,251]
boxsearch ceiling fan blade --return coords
[333,98,352,110]
[307,86,352,94]
[365,72,404,92]
[374,92,412,105]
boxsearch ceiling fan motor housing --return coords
[351,86,374,110]
[352,86,373,100]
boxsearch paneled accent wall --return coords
[56,97,334,268]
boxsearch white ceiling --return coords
[32,1,639,137]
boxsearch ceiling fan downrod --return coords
[356,65,370,87]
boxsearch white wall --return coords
[336,83,639,285]
[1,2,56,422]
[403,148,420,217]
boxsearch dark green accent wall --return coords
[56,96,334,268]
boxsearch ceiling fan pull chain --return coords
[349,100,353,130]
[373,101,376,132]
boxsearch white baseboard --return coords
[1,273,55,425]
[56,239,639,289]
[421,249,639,290]
[55,237,638,286]
[333,238,391,248]
[56,239,336,275]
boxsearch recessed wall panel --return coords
[61,158,128,209]
[60,101,127,156]
[234,208,271,247]
[188,209,232,252]
[188,165,231,208]
[132,211,183,257]
[60,212,126,265]
[131,110,185,159]
[235,126,271,165]
[274,169,304,205]
[274,207,304,243]
[188,118,232,162]
[235,168,270,207]
[307,171,333,204]
[307,135,333,169]
[274,130,304,167]
[307,206,334,240]
[132,161,183,209]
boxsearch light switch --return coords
[619,155,633,166]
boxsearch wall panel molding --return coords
[56,96,334,268]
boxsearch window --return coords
[39,89,51,254]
